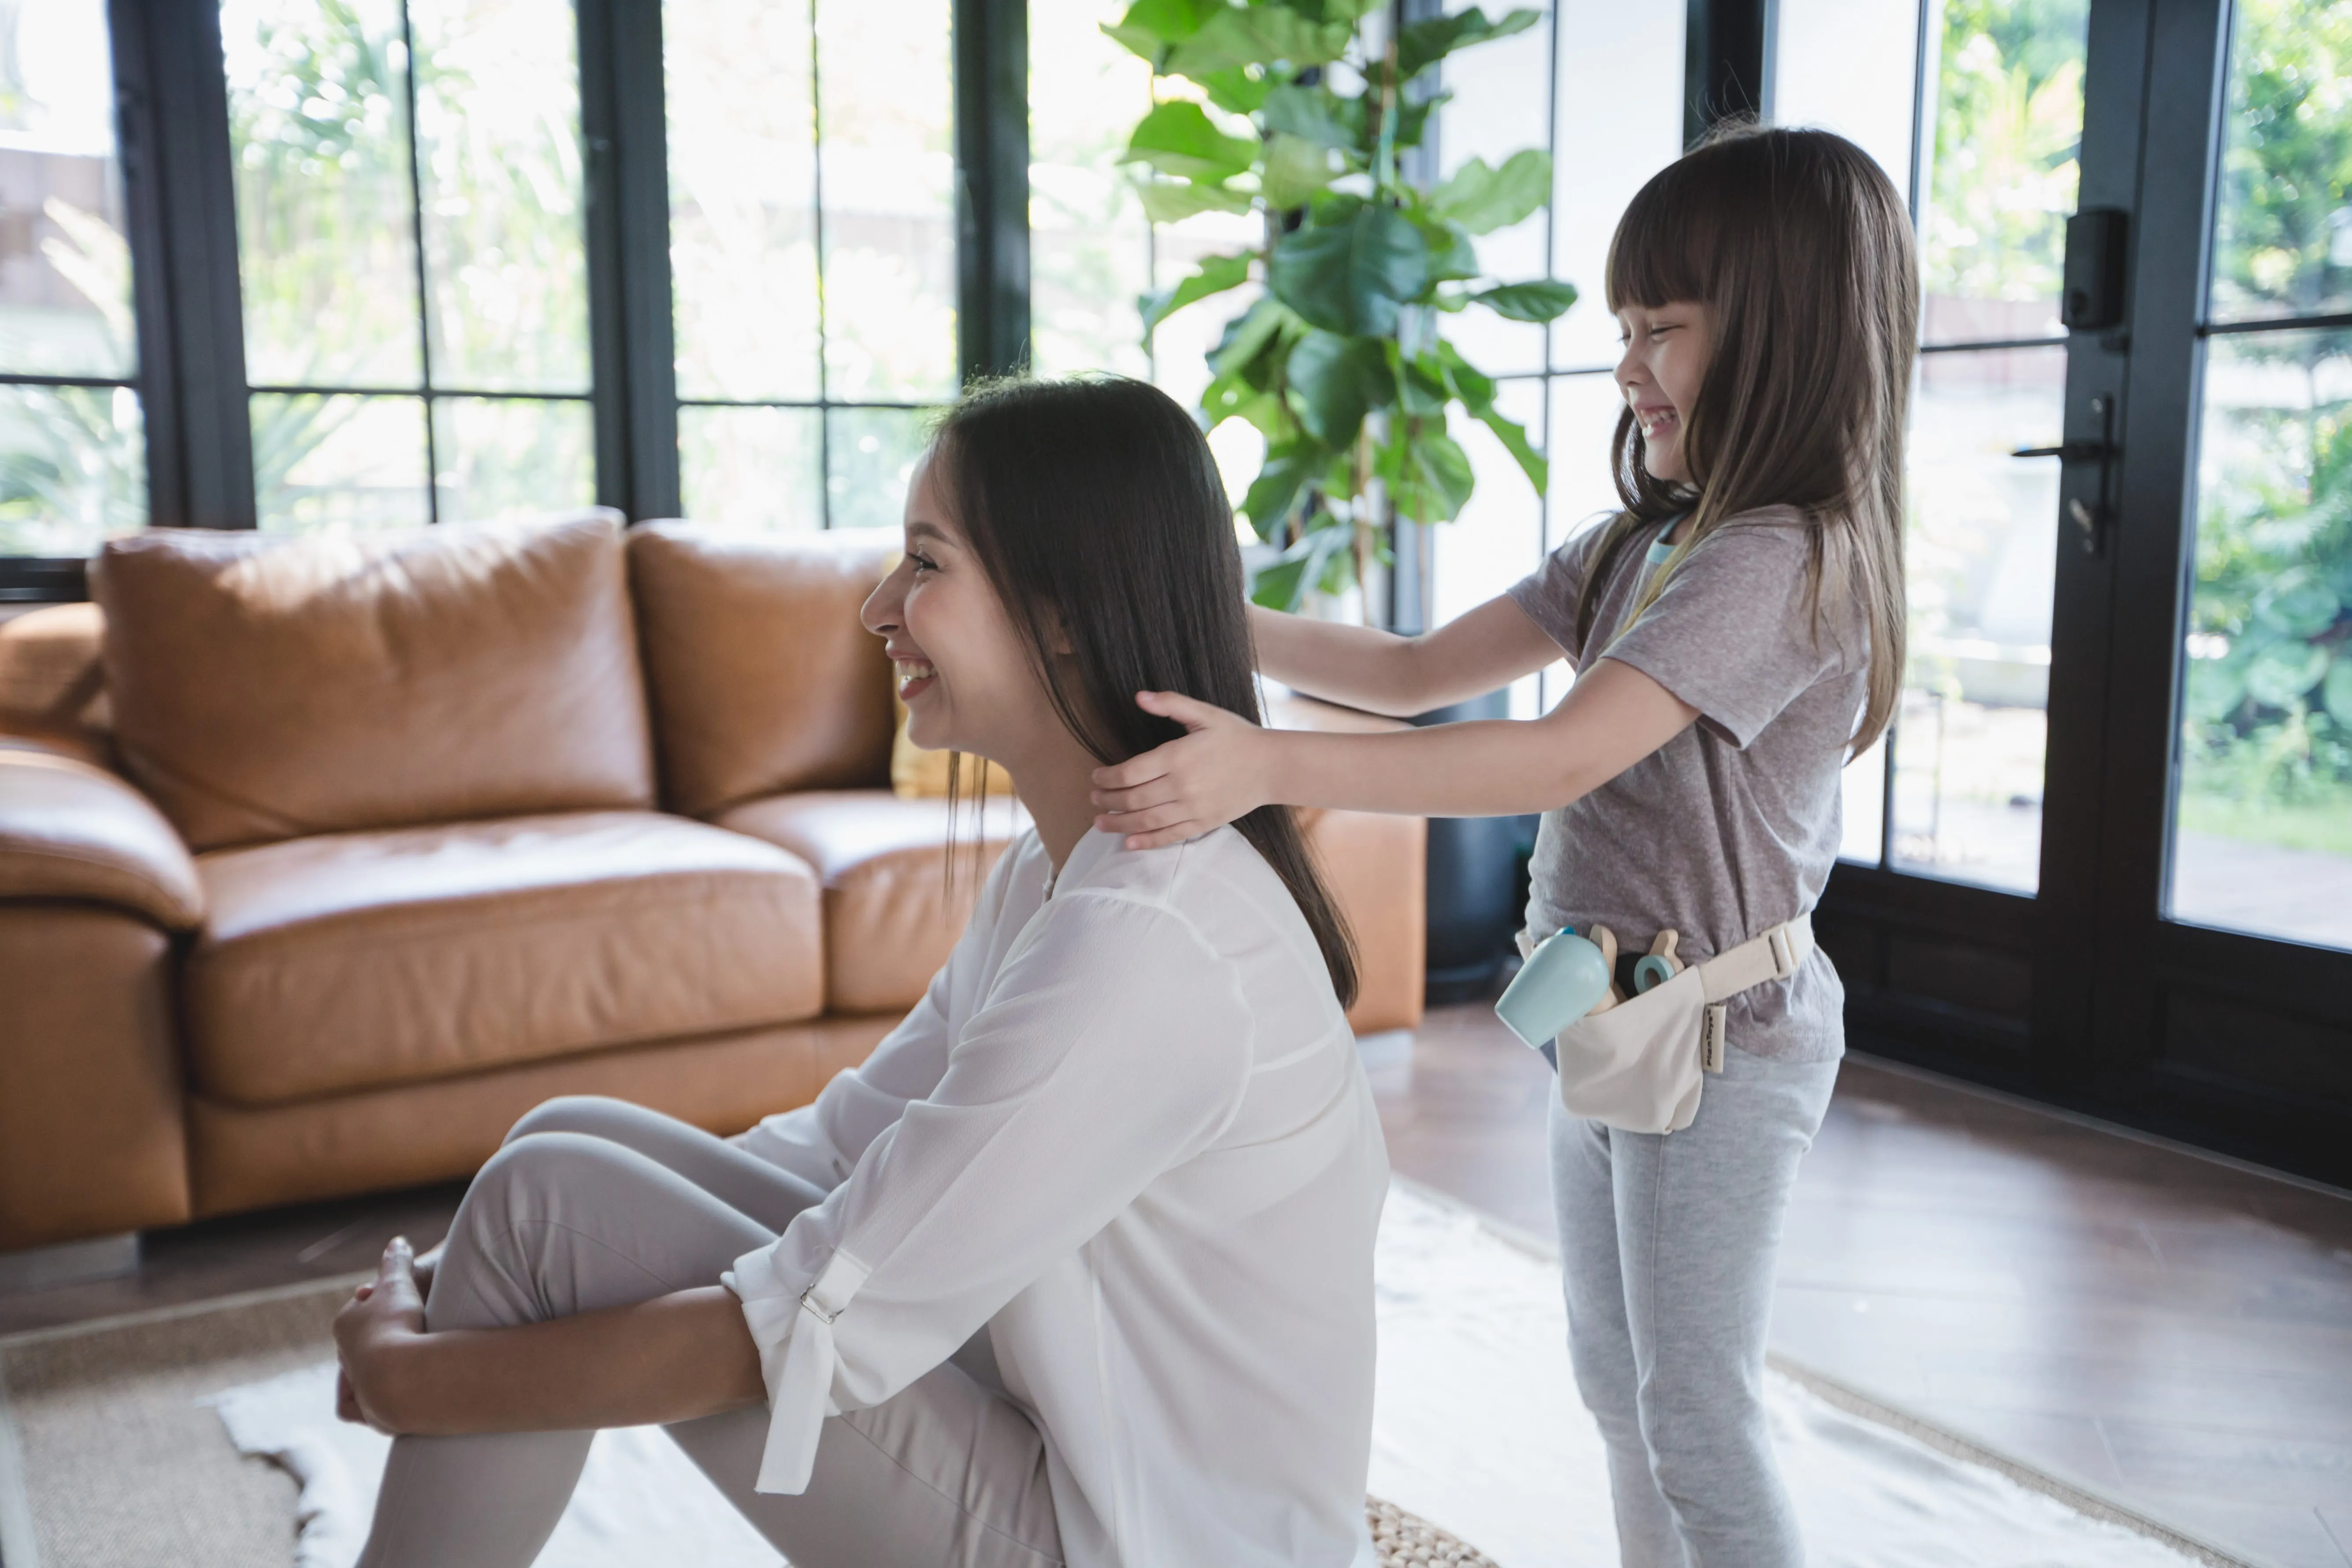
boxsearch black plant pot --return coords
[1414,690,1539,1003]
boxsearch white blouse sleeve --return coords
[732,843,1025,1188]
[720,887,1254,1494]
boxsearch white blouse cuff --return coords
[721,1245,873,1494]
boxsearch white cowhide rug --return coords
[209,1182,2211,1568]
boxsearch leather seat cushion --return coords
[717,790,1029,1015]
[628,525,898,816]
[94,513,654,852]
[186,811,824,1105]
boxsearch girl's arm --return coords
[335,1240,765,1436]
[1250,595,1565,718]
[1092,658,1700,847]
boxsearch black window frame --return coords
[0,0,1031,600]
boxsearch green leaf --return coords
[1141,252,1252,335]
[1120,100,1260,182]
[1166,5,1355,77]
[1472,279,1579,322]
[1101,0,1223,64]
[1477,406,1547,491]
[1392,89,1450,150]
[2324,652,2352,728]
[1287,330,1392,448]
[1395,348,1449,418]
[1436,340,1496,414]
[1134,178,1254,224]
[1387,421,1476,523]
[1262,132,1340,208]
[1208,295,1293,378]
[1194,65,1274,115]
[1427,149,1551,235]
[2257,572,2341,638]
[1205,374,1287,436]
[1395,7,1542,81]
[1251,523,1351,610]
[1414,216,1480,282]
[2244,639,2330,708]
[2184,653,2248,723]
[1262,84,1365,151]
[1239,438,1329,540]
[1267,206,1432,336]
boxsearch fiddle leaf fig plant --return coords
[1108,0,1574,611]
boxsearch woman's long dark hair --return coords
[930,375,1359,1008]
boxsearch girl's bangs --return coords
[1604,162,1718,314]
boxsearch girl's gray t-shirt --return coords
[1506,505,1867,1063]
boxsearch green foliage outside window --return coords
[1923,0,2087,306]
[1104,0,1574,611]
[2181,0,2352,853]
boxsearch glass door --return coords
[2075,0,2352,1174]
[2168,0,2352,952]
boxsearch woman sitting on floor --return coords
[330,375,1391,1568]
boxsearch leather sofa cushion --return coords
[185,810,824,1105]
[0,742,204,930]
[95,513,653,852]
[0,601,111,763]
[629,524,898,817]
[718,790,1028,1015]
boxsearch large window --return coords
[0,2,143,560]
[1438,0,1688,721]
[664,0,955,532]
[222,0,595,534]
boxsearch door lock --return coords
[2013,395,2119,556]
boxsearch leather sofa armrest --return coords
[0,740,204,930]
[1264,689,1412,736]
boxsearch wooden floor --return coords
[7,1008,2352,1567]
[1367,1003,2352,1568]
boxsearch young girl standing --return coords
[1091,125,1916,1567]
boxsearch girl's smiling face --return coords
[1614,300,1714,485]
[861,453,1041,763]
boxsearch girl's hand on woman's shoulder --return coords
[1091,692,1275,850]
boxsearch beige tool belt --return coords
[1515,913,1814,1134]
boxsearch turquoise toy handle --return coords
[1495,927,1612,1052]
[1634,954,1679,994]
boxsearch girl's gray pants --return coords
[354,1096,1064,1568]
[1549,1045,1838,1568]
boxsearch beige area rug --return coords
[0,1274,1493,1568]
[0,1182,2252,1568]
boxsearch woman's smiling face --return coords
[1614,300,1714,484]
[861,452,1041,764]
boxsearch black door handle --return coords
[2011,395,2118,556]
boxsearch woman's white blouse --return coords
[723,825,1388,1568]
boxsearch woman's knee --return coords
[503,1094,638,1146]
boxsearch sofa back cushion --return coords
[95,513,653,851]
[627,523,896,817]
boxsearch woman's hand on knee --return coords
[334,1237,428,1433]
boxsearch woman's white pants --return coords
[353,1095,1064,1568]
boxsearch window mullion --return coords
[122,0,256,531]
[952,0,1029,387]
[579,0,679,522]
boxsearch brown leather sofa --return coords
[0,513,1425,1255]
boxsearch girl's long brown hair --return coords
[929,375,1360,1008]
[1576,122,1917,755]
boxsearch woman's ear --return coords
[1040,606,1077,658]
